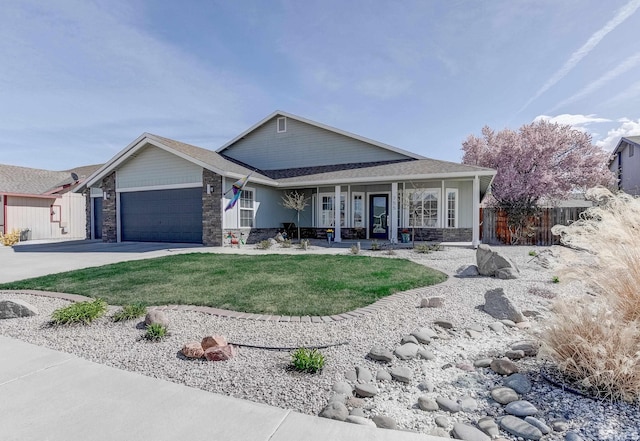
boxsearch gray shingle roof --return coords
[274,157,495,186]
[146,134,275,184]
[0,163,102,195]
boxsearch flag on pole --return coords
[224,173,252,211]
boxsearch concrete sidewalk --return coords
[0,336,444,441]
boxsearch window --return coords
[239,189,254,227]
[277,117,286,133]
[318,193,346,227]
[446,188,458,228]
[630,144,635,157]
[408,189,439,227]
[352,193,364,228]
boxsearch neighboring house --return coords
[77,111,496,246]
[610,136,640,196]
[0,164,101,240]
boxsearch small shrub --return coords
[370,240,380,251]
[113,303,147,322]
[297,239,310,250]
[414,243,443,254]
[51,298,107,325]
[529,250,537,257]
[350,244,360,255]
[280,239,292,248]
[290,348,325,373]
[145,323,168,341]
[552,275,560,283]
[256,240,272,250]
[0,229,21,246]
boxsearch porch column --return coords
[472,175,480,247]
[334,185,341,242]
[390,182,398,243]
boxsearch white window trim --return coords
[630,144,635,158]
[403,188,440,228]
[352,192,365,229]
[277,116,287,133]
[318,192,346,227]
[446,188,459,228]
[238,186,256,228]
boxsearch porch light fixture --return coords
[103,192,109,200]
[207,184,211,195]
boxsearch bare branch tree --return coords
[281,191,310,242]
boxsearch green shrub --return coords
[370,240,380,251]
[297,239,310,250]
[51,299,107,325]
[414,243,442,254]
[529,250,537,256]
[256,240,272,250]
[552,275,560,283]
[113,303,147,322]
[350,244,360,255]
[280,239,292,248]
[290,348,325,373]
[145,323,168,341]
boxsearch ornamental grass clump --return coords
[112,303,147,322]
[290,348,325,373]
[145,323,168,341]
[51,298,107,325]
[543,187,640,402]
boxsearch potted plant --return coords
[401,229,410,243]
[326,228,334,243]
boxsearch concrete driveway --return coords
[0,240,205,283]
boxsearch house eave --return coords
[275,170,496,188]
[1,192,61,199]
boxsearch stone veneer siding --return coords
[405,228,472,242]
[202,169,223,246]
[102,172,117,243]
[84,192,91,239]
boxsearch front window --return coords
[319,193,346,227]
[408,189,439,228]
[352,193,364,228]
[446,188,458,228]
[239,189,254,227]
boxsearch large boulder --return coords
[476,244,519,277]
[144,310,169,327]
[181,342,205,359]
[201,335,228,351]
[0,299,38,319]
[483,288,525,323]
[204,344,236,361]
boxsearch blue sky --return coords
[1,0,640,171]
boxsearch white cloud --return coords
[550,51,640,111]
[595,118,640,151]
[604,79,640,107]
[534,114,611,127]
[519,0,640,112]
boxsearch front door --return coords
[369,194,388,239]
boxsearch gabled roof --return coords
[612,136,640,155]
[216,110,426,160]
[0,163,101,196]
[80,133,277,191]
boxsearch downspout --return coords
[2,195,7,235]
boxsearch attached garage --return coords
[120,188,202,243]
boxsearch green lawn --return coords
[0,254,447,316]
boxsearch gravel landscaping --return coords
[1,245,638,441]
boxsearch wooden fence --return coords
[481,207,588,246]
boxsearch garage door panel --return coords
[120,188,202,243]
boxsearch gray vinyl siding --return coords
[610,141,640,195]
[117,145,203,190]
[222,117,411,170]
